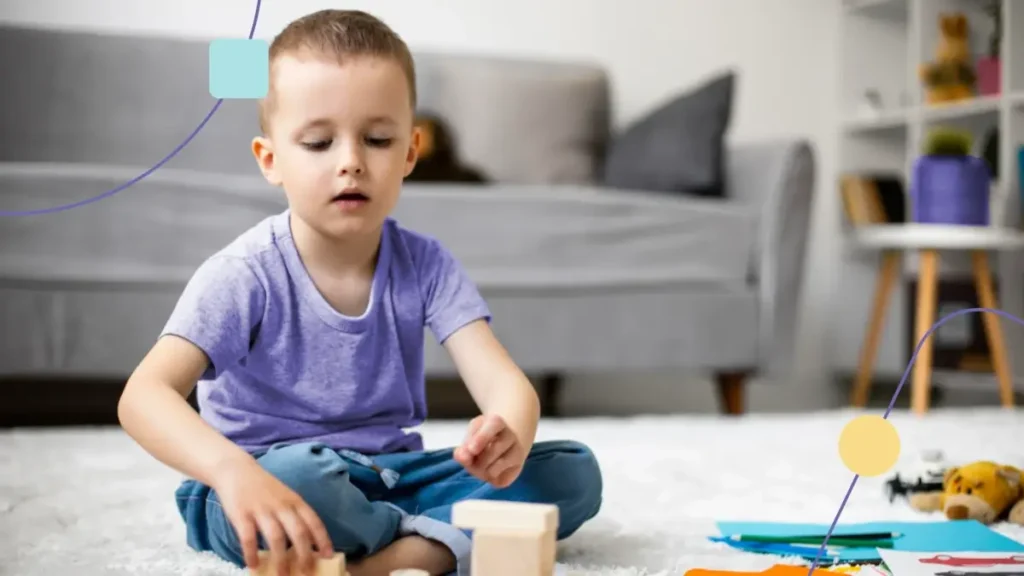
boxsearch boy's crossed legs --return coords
[175,440,603,575]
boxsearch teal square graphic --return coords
[209,38,269,99]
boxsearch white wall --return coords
[1,0,844,414]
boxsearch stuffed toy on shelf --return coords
[406,114,488,183]
[920,12,977,104]
[908,460,1024,525]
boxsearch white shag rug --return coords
[3,408,1024,575]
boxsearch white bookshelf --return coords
[833,0,1024,391]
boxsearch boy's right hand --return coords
[211,457,334,575]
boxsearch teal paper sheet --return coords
[713,520,1024,562]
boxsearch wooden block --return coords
[251,551,346,576]
[470,527,556,576]
[451,499,559,532]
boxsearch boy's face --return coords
[252,52,418,240]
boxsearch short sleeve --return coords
[417,237,492,344]
[160,255,266,379]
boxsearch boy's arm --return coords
[118,254,265,484]
[417,233,538,484]
[119,334,335,570]
[118,334,255,487]
[443,319,541,448]
[118,255,335,570]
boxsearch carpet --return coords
[3,407,1024,575]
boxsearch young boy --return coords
[116,8,602,576]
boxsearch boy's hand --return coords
[212,457,334,576]
[454,414,526,488]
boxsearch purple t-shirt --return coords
[160,210,491,455]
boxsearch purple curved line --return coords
[807,306,1023,575]
[0,0,262,217]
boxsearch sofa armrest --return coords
[725,138,815,379]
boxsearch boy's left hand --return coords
[454,414,525,488]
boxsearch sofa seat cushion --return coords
[393,182,756,291]
[0,166,756,295]
[0,163,286,284]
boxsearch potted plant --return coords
[911,128,990,226]
[978,0,1002,95]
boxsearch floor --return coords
[3,407,1024,575]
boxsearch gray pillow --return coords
[602,71,734,198]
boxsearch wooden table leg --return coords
[851,250,902,407]
[971,250,1016,408]
[911,249,940,415]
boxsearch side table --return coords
[848,223,1024,414]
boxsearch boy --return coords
[116,8,602,576]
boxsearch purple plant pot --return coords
[911,154,990,226]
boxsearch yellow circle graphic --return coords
[838,414,901,477]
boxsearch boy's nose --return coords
[338,153,364,175]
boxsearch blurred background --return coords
[2,0,1022,428]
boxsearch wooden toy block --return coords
[251,551,347,576]
[450,499,559,533]
[470,527,556,576]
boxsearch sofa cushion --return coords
[412,53,612,185]
[0,163,285,284]
[392,182,755,290]
[0,25,260,175]
[602,71,735,198]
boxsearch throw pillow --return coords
[601,70,735,198]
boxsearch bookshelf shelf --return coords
[843,109,910,135]
[844,0,910,22]
[833,0,1024,389]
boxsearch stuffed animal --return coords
[908,460,1024,525]
[920,12,976,104]
[407,114,488,183]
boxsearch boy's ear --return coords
[404,128,421,177]
[251,136,283,187]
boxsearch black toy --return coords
[885,471,945,503]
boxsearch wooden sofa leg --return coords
[539,373,564,417]
[715,372,747,415]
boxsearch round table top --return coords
[849,224,1024,250]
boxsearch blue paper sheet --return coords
[706,537,851,564]
[712,520,1024,562]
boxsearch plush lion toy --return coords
[909,461,1024,525]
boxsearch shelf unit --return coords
[833,0,1024,390]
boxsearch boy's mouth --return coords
[331,189,369,205]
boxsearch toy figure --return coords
[407,114,488,183]
[920,13,976,104]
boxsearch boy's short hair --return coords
[259,9,417,133]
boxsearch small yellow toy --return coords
[908,460,1024,525]
[919,12,976,104]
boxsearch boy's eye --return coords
[365,136,393,147]
[302,139,332,151]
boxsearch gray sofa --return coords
[0,25,815,416]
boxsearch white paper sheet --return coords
[878,550,1024,576]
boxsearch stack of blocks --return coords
[452,499,559,576]
[249,499,558,576]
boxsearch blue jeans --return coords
[175,440,603,576]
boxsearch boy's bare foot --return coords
[347,535,457,576]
